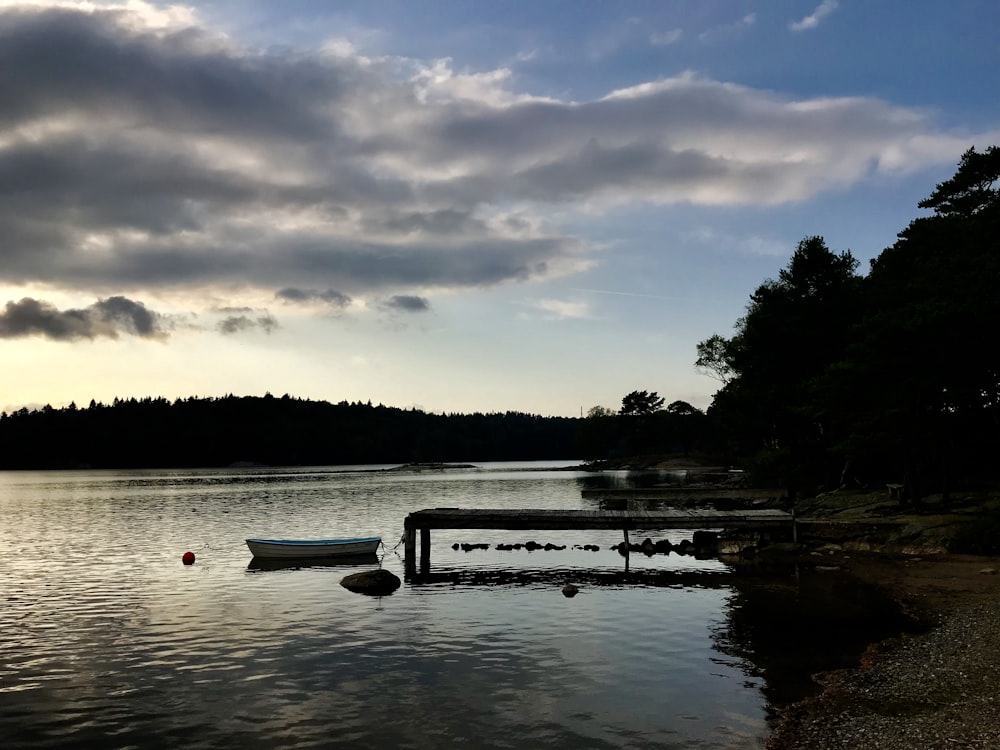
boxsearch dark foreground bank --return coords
[767,554,1000,749]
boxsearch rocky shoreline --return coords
[766,553,1000,749]
[589,458,1000,747]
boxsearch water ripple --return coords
[0,464,861,749]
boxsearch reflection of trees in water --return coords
[712,566,918,711]
[405,566,733,589]
[574,468,689,494]
[403,561,917,716]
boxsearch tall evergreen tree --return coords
[699,237,861,490]
[825,146,1000,498]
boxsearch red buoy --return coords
[182,551,196,565]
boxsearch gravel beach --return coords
[767,555,1000,749]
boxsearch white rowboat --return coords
[245,536,381,559]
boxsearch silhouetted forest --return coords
[578,148,1000,502]
[690,146,1000,500]
[0,395,579,469]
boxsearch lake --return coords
[0,462,909,749]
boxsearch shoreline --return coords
[766,552,1000,749]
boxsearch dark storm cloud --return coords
[0,3,967,306]
[383,295,431,313]
[0,296,168,341]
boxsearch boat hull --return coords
[245,536,381,559]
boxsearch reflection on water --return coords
[247,553,382,571]
[0,463,911,749]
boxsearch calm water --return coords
[0,463,907,749]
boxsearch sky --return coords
[1,0,998,417]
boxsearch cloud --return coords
[0,1,988,315]
[276,287,352,308]
[532,298,591,320]
[683,227,789,257]
[790,1,839,32]
[0,296,168,341]
[650,29,683,47]
[699,13,756,44]
[217,312,279,335]
[382,295,431,313]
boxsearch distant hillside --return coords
[0,394,580,469]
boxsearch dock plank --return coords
[580,488,786,502]
[404,507,792,532]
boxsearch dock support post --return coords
[419,527,431,574]
[404,525,416,575]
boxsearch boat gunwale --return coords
[245,536,381,546]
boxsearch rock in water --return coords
[340,569,401,596]
[562,583,579,598]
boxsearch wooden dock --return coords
[579,488,786,502]
[402,507,794,573]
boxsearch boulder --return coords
[692,530,719,555]
[340,569,401,596]
[562,583,579,598]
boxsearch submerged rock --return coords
[756,542,806,562]
[340,569,401,596]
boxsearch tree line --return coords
[0,388,710,470]
[692,146,1000,500]
[577,393,707,461]
[576,147,1000,500]
[0,395,579,469]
